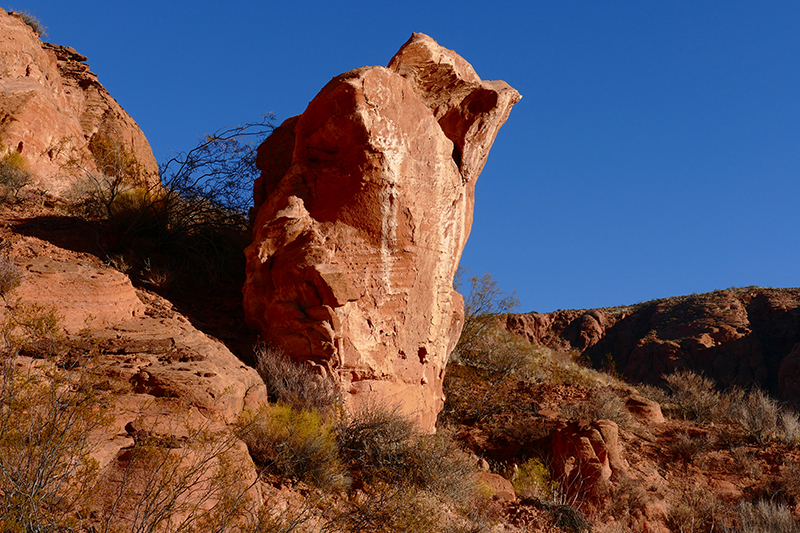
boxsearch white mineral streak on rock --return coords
[244,33,520,431]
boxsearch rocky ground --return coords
[5,194,800,532]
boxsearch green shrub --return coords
[513,457,557,500]
[0,151,32,199]
[239,404,347,491]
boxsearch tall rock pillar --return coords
[244,33,520,431]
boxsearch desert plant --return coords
[0,351,110,531]
[663,369,721,422]
[0,150,33,199]
[451,268,519,365]
[562,386,632,427]
[239,404,347,491]
[9,8,47,36]
[781,409,800,446]
[667,430,717,463]
[733,388,782,444]
[336,402,418,483]
[97,414,259,533]
[667,485,729,533]
[1,300,67,357]
[0,254,22,302]
[513,457,557,500]
[66,117,274,289]
[255,345,341,415]
[324,482,444,533]
[734,499,800,533]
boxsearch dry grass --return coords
[255,345,341,415]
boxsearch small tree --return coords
[451,267,519,367]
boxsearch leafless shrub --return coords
[97,415,259,533]
[451,269,519,366]
[0,254,22,301]
[668,430,717,463]
[779,459,800,503]
[562,386,632,427]
[663,370,721,422]
[336,402,417,482]
[255,345,341,415]
[323,483,444,533]
[9,9,47,37]
[635,383,671,407]
[733,388,782,444]
[735,500,800,533]
[731,446,763,478]
[0,353,109,532]
[667,485,728,533]
[781,409,800,446]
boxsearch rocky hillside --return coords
[0,9,158,194]
[505,287,800,401]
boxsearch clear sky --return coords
[14,1,800,312]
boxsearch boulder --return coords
[550,419,628,499]
[244,33,520,431]
[0,9,158,195]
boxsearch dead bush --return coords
[325,483,444,533]
[731,446,763,478]
[735,499,800,533]
[667,430,717,463]
[562,386,632,427]
[255,345,341,415]
[336,403,417,483]
[733,388,782,444]
[667,485,729,533]
[0,254,22,301]
[663,370,722,422]
[9,9,47,37]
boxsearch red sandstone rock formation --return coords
[244,33,520,431]
[0,9,158,194]
[505,288,800,401]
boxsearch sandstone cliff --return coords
[0,9,158,194]
[244,33,520,431]
[505,287,800,400]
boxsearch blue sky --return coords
[15,1,800,312]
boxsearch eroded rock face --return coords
[244,33,520,431]
[0,9,158,194]
[504,288,800,402]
